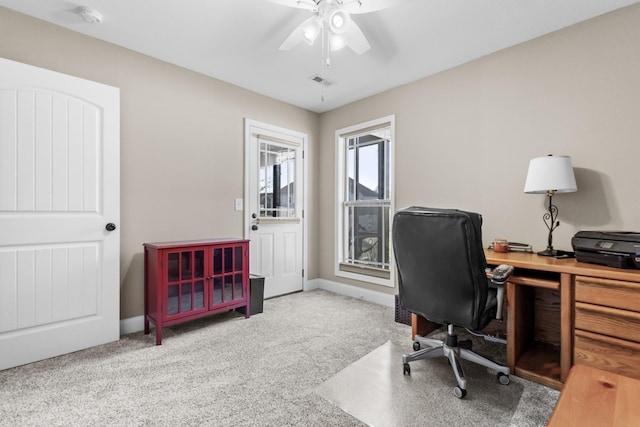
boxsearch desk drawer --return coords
[574,329,640,380]
[575,276,640,312]
[575,302,640,342]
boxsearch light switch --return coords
[234,198,243,211]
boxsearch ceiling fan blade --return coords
[279,25,305,50]
[264,0,318,11]
[345,21,370,54]
[343,0,405,14]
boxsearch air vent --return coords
[308,74,336,87]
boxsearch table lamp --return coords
[524,155,577,256]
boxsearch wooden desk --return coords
[412,250,640,390]
[547,363,640,426]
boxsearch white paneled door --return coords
[0,58,120,370]
[245,120,305,298]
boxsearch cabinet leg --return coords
[144,317,150,335]
[156,326,162,346]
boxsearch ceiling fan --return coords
[267,0,404,60]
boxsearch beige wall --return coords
[0,7,319,319]
[2,4,640,315]
[318,4,640,294]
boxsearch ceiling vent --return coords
[308,74,336,87]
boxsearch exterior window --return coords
[335,116,394,286]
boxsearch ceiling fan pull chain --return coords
[324,24,331,67]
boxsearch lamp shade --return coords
[524,155,577,194]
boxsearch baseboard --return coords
[307,278,395,308]
[120,315,144,336]
[119,280,395,336]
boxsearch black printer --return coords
[571,231,640,269]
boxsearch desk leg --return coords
[507,281,534,375]
[507,282,516,373]
[560,273,573,382]
[411,314,440,341]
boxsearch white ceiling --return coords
[1,0,638,113]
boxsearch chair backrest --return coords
[392,207,490,330]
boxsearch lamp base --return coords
[536,248,558,257]
[536,248,575,258]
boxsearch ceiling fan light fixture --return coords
[300,18,322,45]
[329,33,348,51]
[329,9,350,34]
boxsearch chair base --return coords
[402,324,510,398]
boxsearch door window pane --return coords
[167,253,179,282]
[213,248,222,275]
[259,141,296,218]
[167,249,207,314]
[234,273,243,300]
[224,247,232,272]
[213,278,222,304]
[194,250,204,278]
[234,246,243,271]
[181,283,192,312]
[181,252,192,280]
[224,276,233,302]
[194,280,205,309]
[167,285,179,315]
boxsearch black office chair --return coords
[392,206,512,398]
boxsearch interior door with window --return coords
[0,58,120,370]
[245,120,305,298]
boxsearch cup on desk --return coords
[494,238,509,253]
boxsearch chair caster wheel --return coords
[453,386,467,398]
[498,372,510,385]
[403,363,411,376]
[413,342,421,351]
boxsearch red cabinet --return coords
[144,238,250,345]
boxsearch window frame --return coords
[334,115,395,287]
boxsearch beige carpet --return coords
[0,290,558,426]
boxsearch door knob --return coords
[251,225,259,231]
[105,223,117,231]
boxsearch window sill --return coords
[336,263,394,287]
